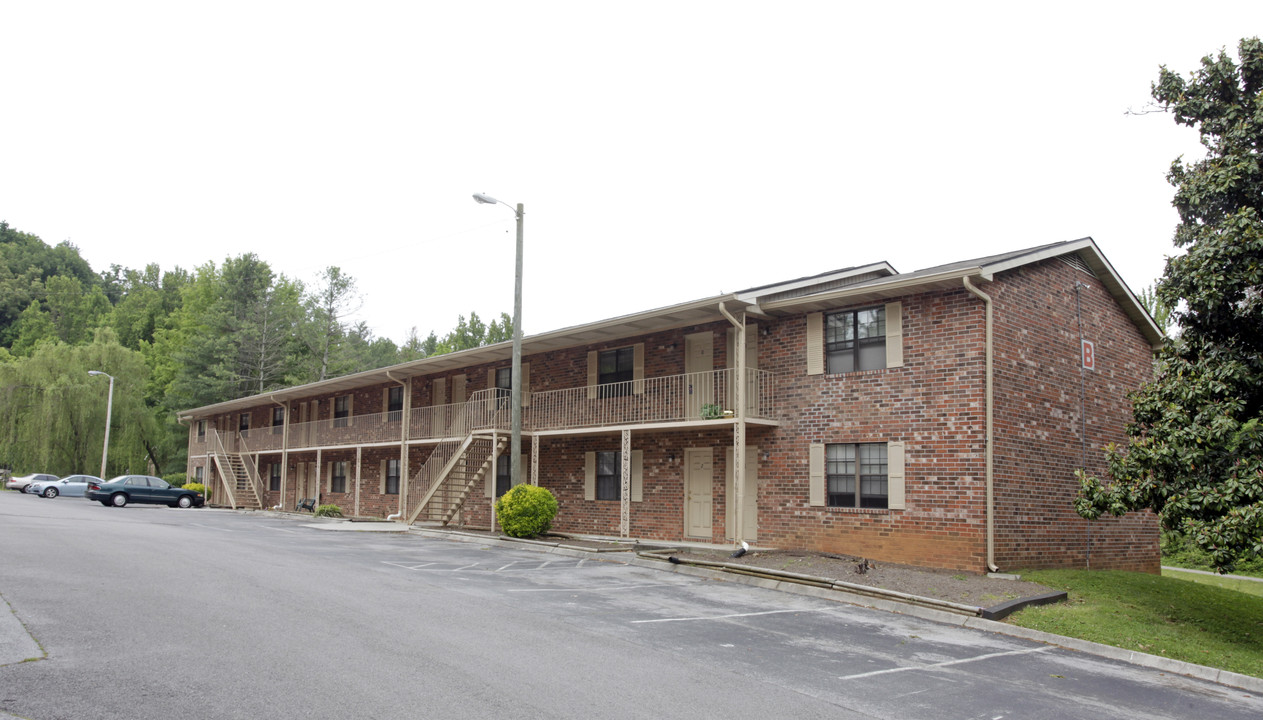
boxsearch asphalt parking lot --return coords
[2,490,1260,720]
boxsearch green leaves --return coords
[1078,38,1263,573]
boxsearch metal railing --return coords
[204,369,775,454]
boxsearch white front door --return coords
[684,448,713,539]
[685,332,714,420]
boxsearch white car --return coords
[30,474,102,498]
[7,473,58,493]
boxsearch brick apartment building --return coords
[179,238,1164,572]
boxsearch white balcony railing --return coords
[208,369,775,453]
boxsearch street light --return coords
[472,193,524,489]
[88,371,114,479]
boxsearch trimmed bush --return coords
[495,484,559,538]
[184,482,210,500]
[313,504,343,518]
[164,473,188,487]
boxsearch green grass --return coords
[1009,569,1263,679]
[1161,567,1263,598]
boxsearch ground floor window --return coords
[596,451,620,501]
[269,463,281,491]
[194,466,204,482]
[826,443,888,508]
[496,456,511,497]
[385,459,400,495]
[331,461,348,494]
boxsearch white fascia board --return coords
[735,262,898,304]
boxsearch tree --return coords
[1136,284,1174,337]
[1077,38,1263,572]
[300,266,362,381]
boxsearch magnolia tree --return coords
[1077,38,1263,572]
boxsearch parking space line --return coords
[261,526,300,533]
[497,561,520,571]
[189,523,232,532]
[837,647,1052,680]
[508,583,674,593]
[631,608,830,624]
[381,561,437,570]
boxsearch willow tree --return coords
[1077,38,1263,572]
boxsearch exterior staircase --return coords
[209,450,265,510]
[407,433,507,526]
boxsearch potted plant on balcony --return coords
[700,404,724,420]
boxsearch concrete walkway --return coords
[1163,565,1263,583]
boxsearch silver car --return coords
[7,473,58,493]
[30,474,102,498]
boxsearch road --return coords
[1,490,1259,719]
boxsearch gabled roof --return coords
[179,237,1162,419]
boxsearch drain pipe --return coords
[963,277,999,573]
[386,511,402,522]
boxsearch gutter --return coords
[963,276,1000,573]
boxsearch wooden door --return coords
[684,448,713,539]
[685,332,714,420]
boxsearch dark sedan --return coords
[85,475,205,508]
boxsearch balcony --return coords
[210,368,776,454]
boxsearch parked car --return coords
[85,476,205,509]
[7,473,58,493]
[30,474,102,498]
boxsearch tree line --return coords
[0,223,512,480]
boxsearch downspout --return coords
[963,277,999,573]
[718,302,747,548]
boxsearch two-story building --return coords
[179,238,1163,572]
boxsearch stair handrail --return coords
[234,434,268,508]
[205,429,239,508]
[405,434,475,524]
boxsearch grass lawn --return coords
[1162,567,1263,598]
[1008,569,1263,679]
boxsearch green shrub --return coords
[184,482,210,500]
[313,504,343,518]
[700,403,724,420]
[495,484,559,538]
[164,473,188,487]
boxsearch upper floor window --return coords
[387,386,403,422]
[598,347,635,398]
[495,367,512,409]
[334,395,351,428]
[826,443,888,508]
[826,307,886,373]
[596,451,621,501]
[272,407,285,434]
[196,420,205,440]
[239,413,251,435]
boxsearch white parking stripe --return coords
[509,583,674,593]
[631,608,830,624]
[837,647,1052,680]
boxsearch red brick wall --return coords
[989,259,1159,572]
[756,289,992,571]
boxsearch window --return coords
[269,463,281,492]
[825,307,886,373]
[239,413,250,434]
[194,466,204,482]
[596,451,620,501]
[197,421,205,440]
[598,347,635,398]
[331,461,348,494]
[272,407,285,435]
[495,455,511,497]
[334,395,350,428]
[385,459,400,495]
[826,443,888,508]
[495,367,512,409]
[387,386,403,422]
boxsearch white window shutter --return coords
[521,362,531,407]
[631,450,643,502]
[885,301,903,369]
[633,343,645,394]
[808,443,825,506]
[584,451,596,500]
[379,460,387,494]
[326,462,333,492]
[887,441,906,510]
[806,313,824,375]
[587,351,598,399]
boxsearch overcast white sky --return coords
[2,2,1259,345]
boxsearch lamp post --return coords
[88,371,114,479]
[472,193,524,489]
